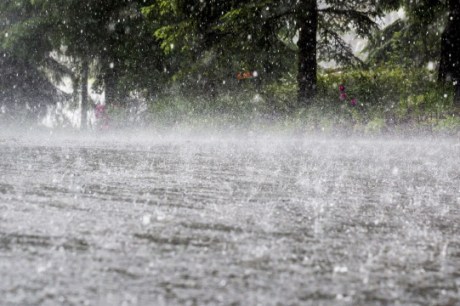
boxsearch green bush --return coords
[137,66,460,132]
[318,66,455,125]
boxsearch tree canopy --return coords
[1,0,459,126]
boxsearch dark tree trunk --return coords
[102,49,119,105]
[80,59,89,130]
[297,0,318,107]
[261,22,274,83]
[104,65,117,106]
[72,74,80,108]
[455,82,460,109]
[439,0,460,108]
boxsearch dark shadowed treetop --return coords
[1,0,459,118]
[145,0,385,68]
[365,0,446,67]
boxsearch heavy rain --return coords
[1,1,459,305]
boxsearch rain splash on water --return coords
[0,129,459,305]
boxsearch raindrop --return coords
[142,214,151,225]
[427,62,434,71]
[333,266,348,274]
[156,212,166,221]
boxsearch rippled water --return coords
[0,131,459,305]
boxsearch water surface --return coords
[1,131,459,305]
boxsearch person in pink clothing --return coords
[95,104,110,130]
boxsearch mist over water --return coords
[0,126,459,305]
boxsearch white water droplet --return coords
[333,266,348,274]
[156,212,166,221]
[142,214,151,225]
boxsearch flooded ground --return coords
[0,130,459,305]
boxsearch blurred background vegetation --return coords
[1,0,459,132]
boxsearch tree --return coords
[51,0,167,117]
[0,0,96,127]
[145,0,383,107]
[92,1,167,104]
[2,0,167,127]
[365,0,445,67]
[143,0,261,98]
[296,0,318,105]
[439,0,460,107]
[0,0,68,117]
[365,0,460,108]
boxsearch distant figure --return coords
[95,104,110,130]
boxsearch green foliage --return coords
[0,0,63,111]
[365,0,447,67]
[319,67,454,122]
[1,0,459,131]
[258,66,458,131]
[143,0,385,95]
[119,65,459,133]
[154,22,192,54]
[142,91,277,129]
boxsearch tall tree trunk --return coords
[80,58,89,130]
[439,0,460,108]
[261,22,274,82]
[72,74,80,107]
[104,65,117,106]
[297,0,318,107]
[455,83,460,110]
